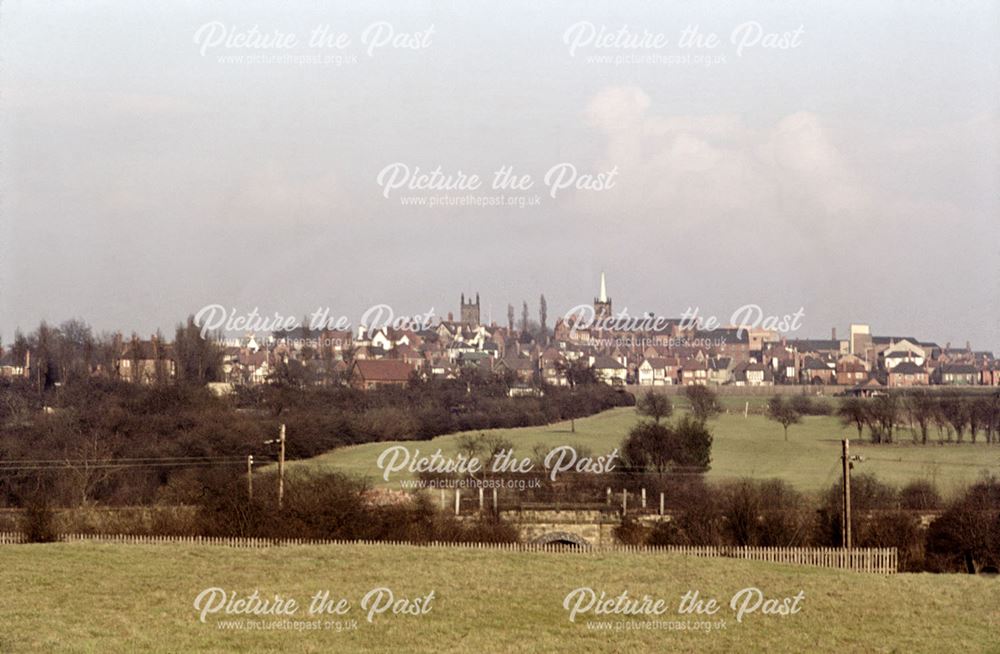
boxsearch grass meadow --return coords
[291,404,1000,498]
[0,542,997,653]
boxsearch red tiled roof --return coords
[353,359,414,382]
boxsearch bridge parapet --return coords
[499,509,618,524]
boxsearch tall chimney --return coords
[832,327,837,341]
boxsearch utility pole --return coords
[842,439,851,549]
[278,424,286,509]
[264,425,287,509]
[570,382,576,433]
[246,454,253,500]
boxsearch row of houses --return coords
[228,320,998,391]
[4,282,994,391]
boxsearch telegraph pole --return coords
[278,424,286,509]
[842,439,851,549]
[264,424,287,509]
[246,454,254,500]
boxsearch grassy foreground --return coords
[0,543,997,653]
[293,407,1000,496]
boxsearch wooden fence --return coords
[0,532,897,574]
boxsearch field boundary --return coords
[0,532,897,574]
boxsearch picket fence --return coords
[0,532,897,574]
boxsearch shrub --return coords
[815,473,899,547]
[621,414,712,477]
[20,499,58,543]
[194,469,518,543]
[613,516,646,545]
[926,477,1000,573]
[719,479,812,547]
[790,395,832,416]
[636,392,673,423]
[683,385,721,422]
[646,477,722,546]
[860,509,923,572]
[900,480,942,511]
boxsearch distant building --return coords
[847,376,887,397]
[638,357,674,386]
[733,361,774,386]
[592,355,626,385]
[934,364,978,386]
[881,340,926,369]
[460,293,481,327]
[350,359,415,390]
[116,338,175,384]
[593,272,612,321]
[850,323,871,357]
[982,361,1000,386]
[493,356,536,383]
[835,355,868,386]
[0,349,28,379]
[707,357,734,385]
[888,361,928,387]
[679,358,709,386]
[801,357,835,385]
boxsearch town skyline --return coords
[2,270,994,356]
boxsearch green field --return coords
[291,406,1000,497]
[0,542,996,653]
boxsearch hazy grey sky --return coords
[1,1,998,350]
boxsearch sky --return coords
[1,1,998,350]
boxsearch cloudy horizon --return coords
[2,1,998,351]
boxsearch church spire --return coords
[599,271,608,303]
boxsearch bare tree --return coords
[63,434,118,507]
[684,385,722,422]
[866,394,900,444]
[837,397,867,440]
[906,391,938,445]
[766,396,802,441]
[637,391,673,424]
[937,394,968,443]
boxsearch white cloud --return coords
[576,86,873,226]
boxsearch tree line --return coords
[0,365,632,509]
[611,473,1000,574]
[3,318,226,392]
[835,390,1000,444]
[753,391,1000,445]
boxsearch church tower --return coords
[593,272,612,320]
[460,292,481,326]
